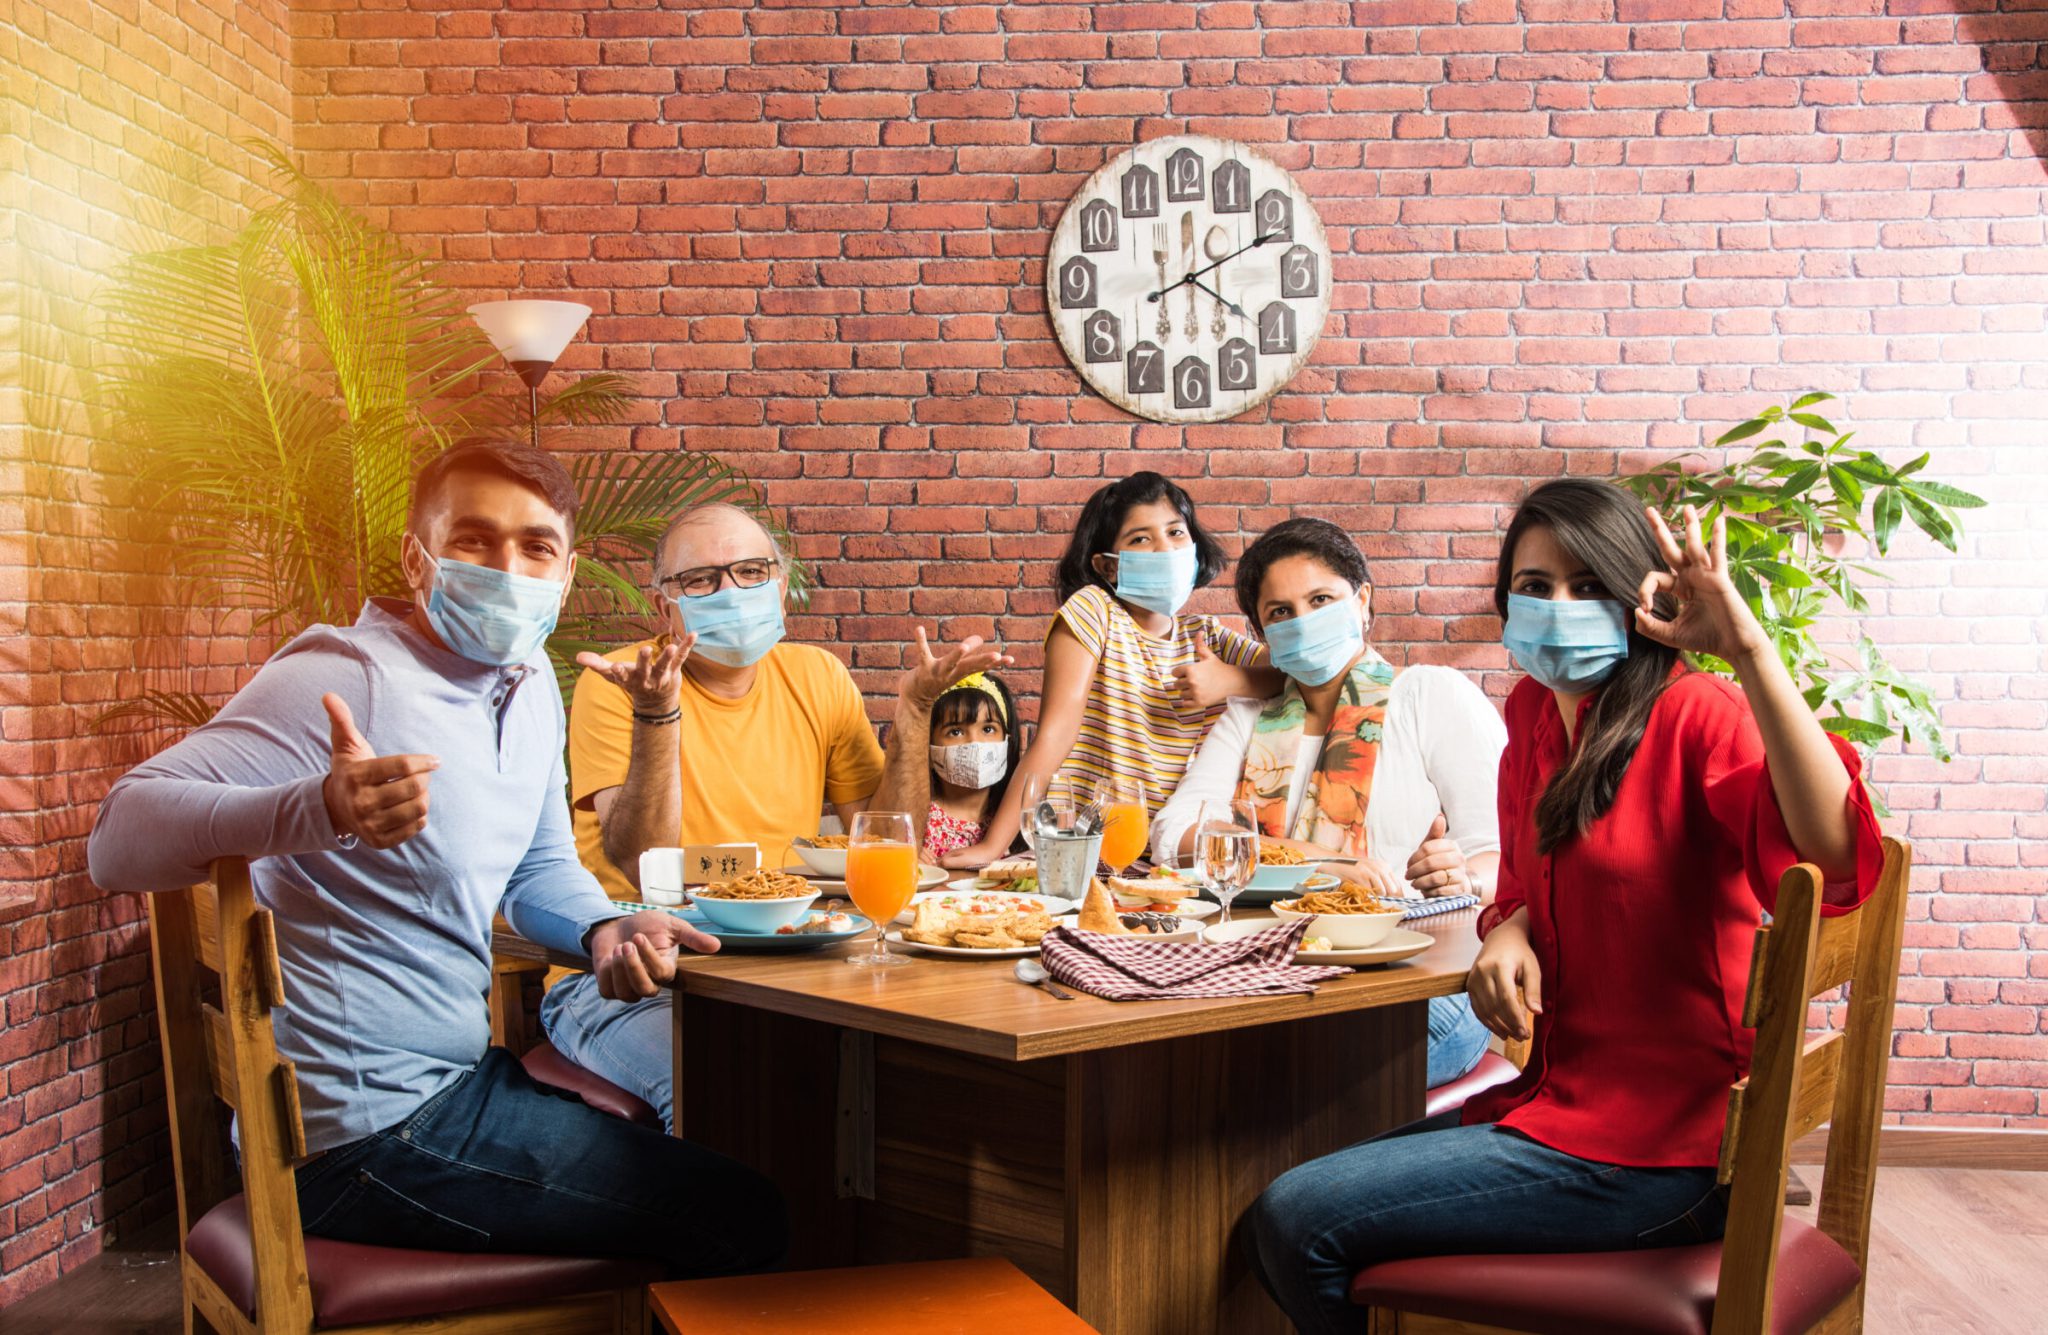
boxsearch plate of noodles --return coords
[689,867,819,933]
[1269,880,1408,947]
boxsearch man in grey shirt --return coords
[89,441,783,1273]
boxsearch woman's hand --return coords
[577,634,696,715]
[1632,505,1770,663]
[1467,914,1543,1042]
[1404,814,1473,898]
[942,841,1005,870]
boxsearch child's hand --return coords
[942,841,1004,870]
[1171,638,1239,711]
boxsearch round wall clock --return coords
[1045,134,1333,425]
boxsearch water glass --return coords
[1195,800,1258,925]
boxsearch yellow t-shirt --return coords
[567,640,887,900]
[1051,584,1264,817]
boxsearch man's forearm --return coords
[869,694,936,846]
[599,720,683,887]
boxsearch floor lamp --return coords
[466,300,593,450]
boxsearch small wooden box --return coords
[682,843,760,886]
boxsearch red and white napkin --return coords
[1039,917,1351,1000]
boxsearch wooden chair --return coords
[647,1257,1098,1334]
[1350,836,1912,1335]
[149,857,658,1334]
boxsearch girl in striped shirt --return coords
[943,472,1280,868]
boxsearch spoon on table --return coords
[1015,958,1075,1001]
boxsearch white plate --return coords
[1199,920,1438,968]
[1107,893,1218,920]
[895,888,1078,926]
[887,929,1041,960]
[784,864,947,890]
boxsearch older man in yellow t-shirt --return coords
[541,502,1005,1126]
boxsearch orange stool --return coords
[649,1257,1098,1335]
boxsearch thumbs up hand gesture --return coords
[1404,813,1471,899]
[1171,636,1234,711]
[320,693,440,850]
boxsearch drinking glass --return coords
[1016,771,1051,852]
[846,811,916,969]
[1097,776,1150,875]
[1195,800,1258,926]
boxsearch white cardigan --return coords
[1151,665,1509,877]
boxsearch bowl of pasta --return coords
[790,834,851,878]
[689,868,820,934]
[1269,881,1406,948]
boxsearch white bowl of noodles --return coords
[1269,882,1407,948]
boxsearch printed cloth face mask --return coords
[929,741,1009,789]
[680,579,786,668]
[1263,597,1366,688]
[416,543,565,668]
[1113,544,1199,618]
[1502,593,1630,692]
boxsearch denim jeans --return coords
[1426,994,1489,1089]
[540,972,675,1130]
[1248,1110,1728,1335]
[295,1048,784,1277]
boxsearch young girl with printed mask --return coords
[942,472,1281,868]
[1246,478,1885,1331]
[919,673,1020,866]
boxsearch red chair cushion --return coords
[1348,1217,1862,1335]
[1424,1050,1524,1120]
[521,1039,661,1128]
[187,1194,662,1326]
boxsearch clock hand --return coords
[1145,231,1279,301]
[1186,275,1246,320]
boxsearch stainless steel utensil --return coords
[1014,958,1075,1000]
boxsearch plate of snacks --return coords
[967,855,1039,894]
[1104,874,1217,919]
[902,888,1078,926]
[892,898,1058,958]
[1268,880,1409,947]
[1200,917,1436,967]
[1061,881,1203,941]
[696,908,875,953]
[688,868,820,933]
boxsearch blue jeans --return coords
[1426,994,1488,1089]
[295,1048,784,1277]
[1248,1110,1728,1335]
[540,972,675,1130]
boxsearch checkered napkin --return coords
[1039,917,1352,1000]
[1398,894,1481,921]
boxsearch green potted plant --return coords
[76,145,796,731]
[1619,393,1985,767]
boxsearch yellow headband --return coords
[939,672,1009,727]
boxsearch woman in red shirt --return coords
[1248,479,1883,1334]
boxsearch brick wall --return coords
[1,0,294,1305]
[288,0,2048,1128]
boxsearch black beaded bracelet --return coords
[631,706,682,725]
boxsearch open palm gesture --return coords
[576,634,695,714]
[1632,505,1769,664]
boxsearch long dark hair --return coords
[1055,471,1228,606]
[929,675,1021,823]
[1494,479,1683,853]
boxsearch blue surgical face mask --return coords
[1502,593,1630,692]
[415,543,565,668]
[1264,597,1366,688]
[1112,544,1200,618]
[678,579,785,668]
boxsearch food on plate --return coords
[1107,874,1194,913]
[695,868,815,900]
[903,900,1055,950]
[803,834,851,849]
[1117,911,1185,936]
[776,911,856,936]
[1278,881,1401,916]
[1257,843,1309,866]
[1302,935,1335,953]
[974,857,1038,890]
[928,892,1050,916]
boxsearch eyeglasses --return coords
[656,558,779,599]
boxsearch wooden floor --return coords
[4,1169,2043,1334]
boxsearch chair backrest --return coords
[149,856,316,1333]
[1709,836,1912,1334]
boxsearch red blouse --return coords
[1462,668,1884,1168]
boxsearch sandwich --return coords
[1107,874,1195,913]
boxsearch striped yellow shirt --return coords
[1051,584,1263,815]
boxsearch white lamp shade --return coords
[467,300,592,367]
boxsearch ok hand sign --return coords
[1632,505,1770,665]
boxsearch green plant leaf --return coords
[1900,479,1987,509]
[1825,464,1864,509]
[1787,412,1837,435]
[1900,491,1958,550]
[1716,418,1770,445]
[1776,462,1824,498]
[1871,488,1902,554]
[1789,391,1835,409]
[1820,716,1894,746]
[91,691,222,734]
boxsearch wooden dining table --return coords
[498,908,1484,1335]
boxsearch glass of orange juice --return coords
[1098,776,1150,875]
[846,811,917,969]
